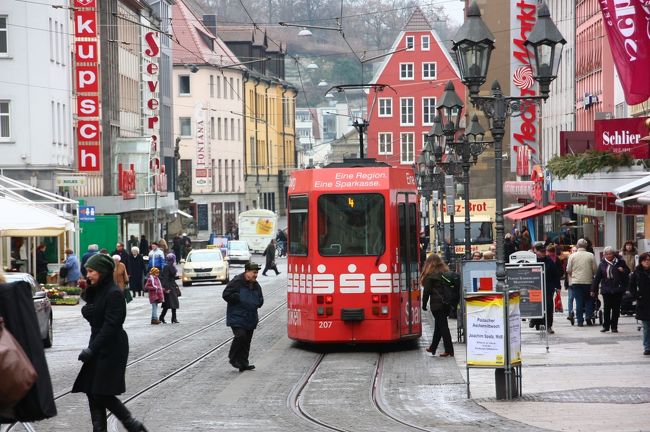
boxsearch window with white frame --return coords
[405,36,414,51]
[400,132,414,164]
[400,98,414,126]
[0,17,7,56]
[0,101,10,139]
[178,75,190,95]
[378,98,392,117]
[422,97,437,125]
[179,117,191,137]
[422,62,437,80]
[421,35,430,51]
[378,132,392,155]
[400,63,414,80]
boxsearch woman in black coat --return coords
[628,252,650,355]
[71,254,147,432]
[158,253,180,324]
[421,254,454,357]
[591,246,630,333]
[262,239,280,276]
[127,247,145,296]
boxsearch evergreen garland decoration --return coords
[546,150,635,179]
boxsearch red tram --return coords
[286,160,422,343]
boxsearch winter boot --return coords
[89,406,108,432]
[107,399,148,432]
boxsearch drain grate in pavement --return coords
[514,387,650,404]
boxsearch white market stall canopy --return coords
[0,197,74,236]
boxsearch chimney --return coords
[203,14,217,37]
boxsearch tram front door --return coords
[398,193,420,337]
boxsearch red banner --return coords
[598,1,650,105]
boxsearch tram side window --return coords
[318,194,385,256]
[289,196,308,255]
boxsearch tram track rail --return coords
[4,291,286,432]
[288,351,432,432]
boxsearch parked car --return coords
[181,248,229,286]
[225,240,252,265]
[4,272,53,348]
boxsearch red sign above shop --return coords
[595,117,650,158]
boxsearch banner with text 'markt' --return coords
[598,1,650,105]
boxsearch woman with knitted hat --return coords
[71,253,148,432]
[144,267,164,325]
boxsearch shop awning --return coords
[613,174,650,198]
[506,204,558,220]
[0,197,74,236]
[503,202,536,218]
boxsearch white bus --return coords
[238,209,277,254]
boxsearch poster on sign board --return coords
[461,260,497,293]
[466,291,521,367]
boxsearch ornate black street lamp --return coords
[452,0,565,291]
[451,0,566,400]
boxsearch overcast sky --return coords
[438,0,465,25]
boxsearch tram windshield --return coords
[318,193,385,256]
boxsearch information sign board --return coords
[79,206,96,222]
[505,263,545,318]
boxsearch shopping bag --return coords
[124,287,133,304]
[0,318,39,407]
[554,290,563,313]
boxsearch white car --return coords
[181,249,229,286]
[226,240,252,265]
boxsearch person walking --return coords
[172,235,182,264]
[127,235,138,250]
[531,243,561,334]
[276,229,287,257]
[62,249,81,286]
[147,242,165,272]
[144,268,163,325]
[138,235,149,255]
[628,252,650,355]
[592,246,630,333]
[421,254,454,357]
[566,239,598,327]
[36,244,48,284]
[71,254,148,432]
[112,243,130,272]
[621,240,637,272]
[158,238,169,254]
[112,255,129,292]
[262,239,280,276]
[547,244,565,313]
[504,233,517,263]
[158,254,180,324]
[127,247,145,297]
[222,262,264,372]
[565,246,578,324]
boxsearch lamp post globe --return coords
[437,81,464,137]
[451,1,495,97]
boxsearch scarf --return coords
[604,257,618,279]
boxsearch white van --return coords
[238,209,277,254]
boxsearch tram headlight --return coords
[372,295,380,303]
[380,306,389,315]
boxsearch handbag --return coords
[174,284,182,297]
[554,290,564,313]
[0,318,39,407]
[124,287,133,304]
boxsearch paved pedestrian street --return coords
[3,261,649,431]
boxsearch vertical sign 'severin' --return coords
[74,0,101,172]
[142,25,162,194]
[510,0,538,175]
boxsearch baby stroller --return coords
[589,297,603,326]
[620,290,636,316]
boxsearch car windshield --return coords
[187,251,222,262]
[229,242,248,251]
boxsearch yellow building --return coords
[218,25,297,215]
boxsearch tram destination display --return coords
[505,263,545,319]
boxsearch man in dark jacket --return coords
[262,239,280,276]
[35,244,48,284]
[222,262,264,372]
[531,243,561,334]
[80,244,99,278]
[111,242,130,273]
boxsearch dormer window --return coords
[405,36,414,51]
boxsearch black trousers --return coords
[602,292,623,330]
[262,262,279,275]
[159,306,177,322]
[87,394,134,428]
[229,327,254,366]
[429,308,453,355]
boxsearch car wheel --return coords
[223,276,230,284]
[43,313,53,348]
[182,281,192,287]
